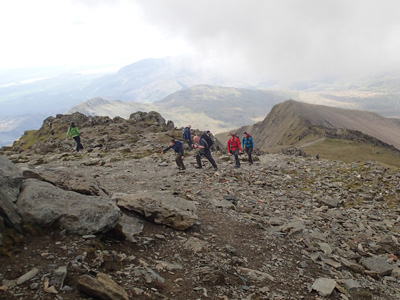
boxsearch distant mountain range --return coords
[2,55,400,147]
[67,85,292,134]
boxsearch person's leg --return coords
[188,138,193,150]
[78,138,84,151]
[247,147,253,164]
[204,150,217,169]
[234,149,240,167]
[73,136,80,152]
[195,153,202,168]
[176,155,185,170]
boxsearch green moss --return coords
[0,228,24,257]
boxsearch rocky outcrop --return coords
[7,111,173,155]
[0,155,22,232]
[17,179,121,234]
[112,191,198,230]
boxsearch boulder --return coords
[112,191,198,230]
[0,155,23,202]
[78,273,128,300]
[0,155,22,231]
[22,168,107,196]
[117,213,144,242]
[17,179,121,234]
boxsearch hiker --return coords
[161,139,185,170]
[227,133,241,168]
[193,135,218,171]
[66,122,84,152]
[182,125,193,150]
[242,132,254,165]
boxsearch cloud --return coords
[134,0,400,83]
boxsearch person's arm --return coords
[250,137,254,148]
[162,146,172,153]
[66,127,70,138]
[242,137,245,149]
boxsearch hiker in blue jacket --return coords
[183,125,193,150]
[161,139,186,170]
[242,132,254,165]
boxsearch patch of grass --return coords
[304,138,400,168]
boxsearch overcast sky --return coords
[1,0,400,83]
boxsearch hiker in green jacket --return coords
[66,122,84,152]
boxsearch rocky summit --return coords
[1,111,400,300]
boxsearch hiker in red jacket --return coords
[227,133,242,168]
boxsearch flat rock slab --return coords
[23,168,106,196]
[113,191,198,230]
[78,273,128,300]
[362,256,394,276]
[17,179,121,234]
[312,278,336,296]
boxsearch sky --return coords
[1,0,400,83]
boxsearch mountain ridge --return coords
[216,100,400,166]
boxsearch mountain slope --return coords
[217,100,400,154]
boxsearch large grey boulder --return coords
[22,168,107,196]
[0,155,22,201]
[17,179,121,234]
[0,155,22,231]
[112,191,198,230]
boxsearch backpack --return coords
[182,128,186,139]
[200,132,214,148]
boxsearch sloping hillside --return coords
[67,85,292,134]
[216,100,400,166]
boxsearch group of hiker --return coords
[66,121,255,171]
[161,125,255,171]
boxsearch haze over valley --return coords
[1,56,400,147]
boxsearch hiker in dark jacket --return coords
[242,132,254,165]
[66,122,84,152]
[161,139,185,170]
[193,135,218,171]
[227,133,241,168]
[183,125,193,150]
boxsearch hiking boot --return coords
[234,165,240,168]
[195,166,202,169]
[213,167,218,171]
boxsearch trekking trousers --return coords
[73,136,84,151]
[245,147,253,164]
[232,149,240,166]
[196,149,217,169]
[175,154,185,169]
[186,138,193,150]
